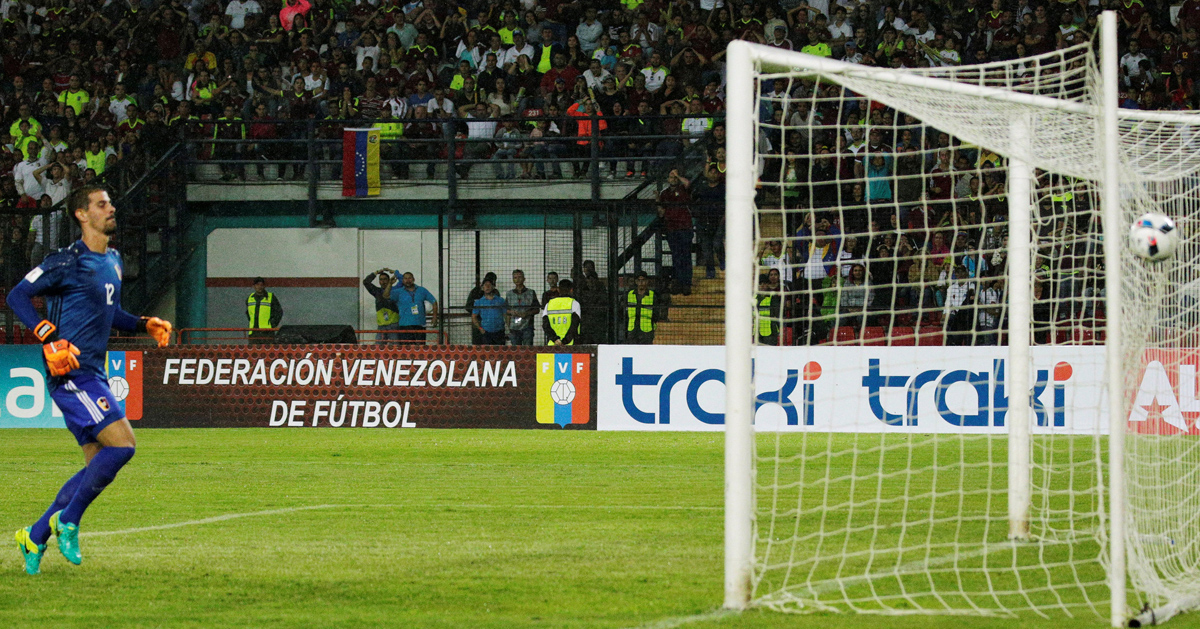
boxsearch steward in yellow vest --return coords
[247,277,283,343]
[625,272,657,344]
[757,274,782,346]
[541,279,581,345]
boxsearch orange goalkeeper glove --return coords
[140,317,173,347]
[43,340,81,377]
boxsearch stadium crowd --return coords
[0,0,1186,343]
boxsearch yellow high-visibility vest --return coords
[247,292,274,330]
[627,290,654,332]
[758,294,776,337]
[545,296,577,345]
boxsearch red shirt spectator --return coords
[541,61,581,96]
[658,175,692,232]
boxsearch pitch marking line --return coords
[81,504,353,538]
[82,503,721,538]
[628,610,740,629]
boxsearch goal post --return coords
[723,38,757,611]
[724,11,1200,625]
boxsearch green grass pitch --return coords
[0,429,1196,628]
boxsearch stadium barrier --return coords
[177,327,448,345]
[596,345,1126,433]
[9,344,1185,435]
[0,345,595,430]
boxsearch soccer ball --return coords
[550,379,576,406]
[1129,213,1179,262]
[108,376,129,401]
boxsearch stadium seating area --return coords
[0,0,1188,344]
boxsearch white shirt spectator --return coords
[465,113,497,139]
[583,68,611,90]
[425,96,454,115]
[13,156,46,200]
[356,45,381,71]
[803,245,828,280]
[907,24,937,43]
[828,19,853,42]
[575,19,604,53]
[699,0,724,11]
[630,21,663,51]
[224,0,262,30]
[880,16,907,32]
[42,176,70,206]
[943,279,970,317]
[109,95,136,123]
[976,284,1002,329]
[303,72,327,93]
[762,251,793,284]
[502,43,535,68]
[386,97,408,118]
[29,210,64,248]
[807,0,830,19]
[1120,50,1149,85]
[642,66,669,92]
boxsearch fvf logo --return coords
[861,358,1070,427]
[614,357,821,425]
[1127,360,1200,433]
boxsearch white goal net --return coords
[724,12,1200,627]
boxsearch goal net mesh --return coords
[748,34,1200,619]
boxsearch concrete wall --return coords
[204,227,441,336]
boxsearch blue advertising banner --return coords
[0,346,64,428]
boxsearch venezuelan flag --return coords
[342,128,381,197]
[536,353,590,427]
[104,351,143,420]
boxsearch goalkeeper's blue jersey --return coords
[6,240,137,388]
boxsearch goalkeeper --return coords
[6,186,173,575]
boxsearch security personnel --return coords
[625,271,657,344]
[542,278,581,346]
[374,109,406,178]
[247,276,283,344]
[757,270,782,346]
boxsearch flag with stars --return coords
[342,128,381,197]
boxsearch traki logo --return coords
[614,357,821,425]
[861,358,1071,427]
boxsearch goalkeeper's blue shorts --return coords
[50,374,125,446]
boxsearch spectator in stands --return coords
[472,277,507,345]
[465,271,498,345]
[394,271,439,344]
[836,263,873,333]
[363,268,401,342]
[692,165,725,278]
[942,265,973,346]
[658,168,693,295]
[976,277,1004,345]
[541,271,561,308]
[505,269,539,346]
[457,102,497,178]
[577,266,608,344]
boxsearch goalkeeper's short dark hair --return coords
[67,185,109,226]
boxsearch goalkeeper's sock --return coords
[29,467,86,545]
[59,447,135,526]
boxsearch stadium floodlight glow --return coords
[725,11,1200,627]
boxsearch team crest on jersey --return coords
[96,397,110,412]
